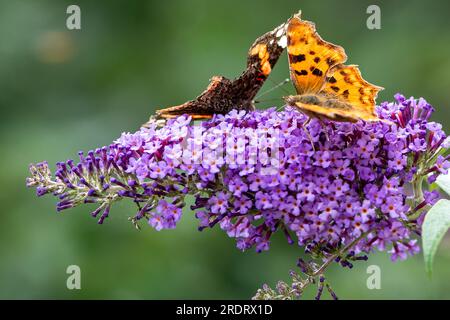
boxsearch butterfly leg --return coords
[314,118,330,142]
[301,117,315,151]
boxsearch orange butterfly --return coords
[284,12,383,122]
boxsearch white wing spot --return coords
[278,35,287,48]
[275,28,284,38]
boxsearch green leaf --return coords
[422,199,450,276]
[436,174,450,195]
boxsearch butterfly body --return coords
[285,93,360,122]
[285,13,383,122]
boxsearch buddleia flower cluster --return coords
[27,94,450,299]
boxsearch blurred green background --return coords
[1,0,450,299]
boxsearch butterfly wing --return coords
[322,64,383,119]
[247,22,287,78]
[153,20,288,121]
[287,14,347,95]
[293,101,381,122]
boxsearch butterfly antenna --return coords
[254,78,290,101]
[276,103,286,112]
[268,77,291,95]
[257,78,293,112]
[253,98,284,104]
[276,98,291,112]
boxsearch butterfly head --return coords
[284,94,322,106]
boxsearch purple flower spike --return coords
[27,94,449,283]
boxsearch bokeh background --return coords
[1,0,450,299]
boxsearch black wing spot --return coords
[328,76,337,84]
[330,86,339,92]
[342,89,349,98]
[326,58,335,66]
[295,69,308,76]
[299,37,309,45]
[309,50,316,55]
[314,57,320,63]
[311,68,323,77]
[290,54,306,63]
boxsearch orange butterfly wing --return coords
[322,64,383,117]
[292,99,381,122]
[285,13,383,122]
[292,101,360,122]
[287,14,347,95]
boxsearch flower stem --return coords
[412,175,425,206]
[311,232,368,277]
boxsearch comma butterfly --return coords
[284,12,383,122]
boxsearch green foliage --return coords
[422,199,450,276]
[436,174,450,195]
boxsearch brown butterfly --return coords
[284,12,383,122]
[148,20,288,123]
